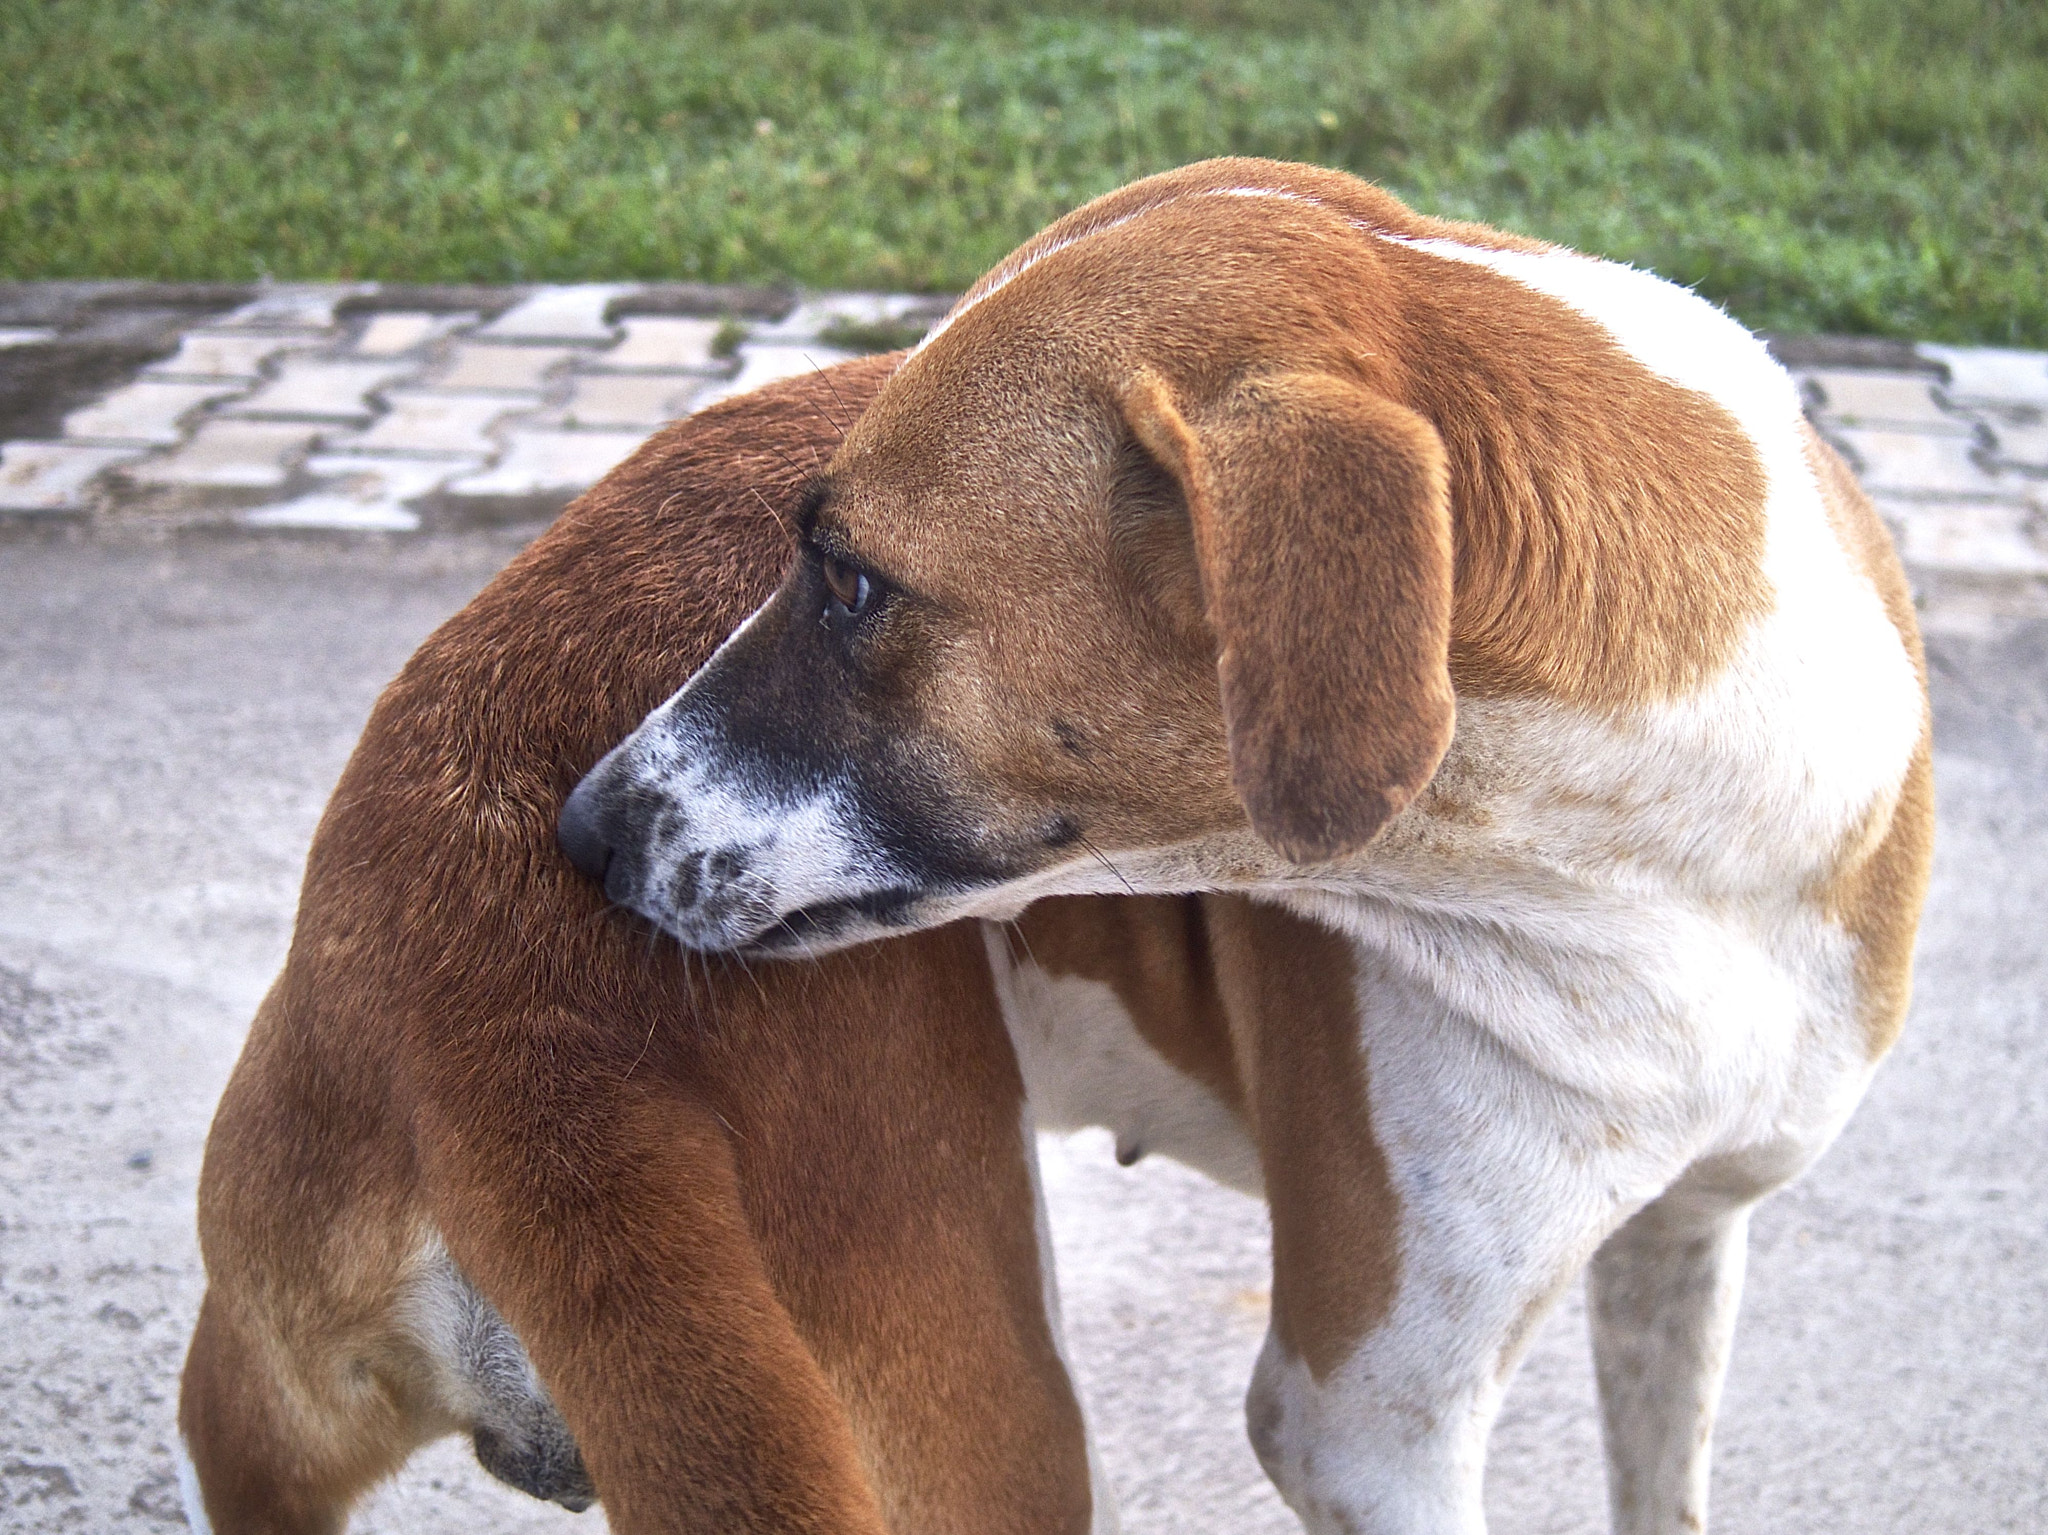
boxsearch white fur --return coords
[1015,1095,1124,1535]
[175,1435,214,1535]
[983,921,1264,1195]
[1588,1185,1754,1534]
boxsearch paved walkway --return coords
[3,282,2046,622]
[0,282,941,532]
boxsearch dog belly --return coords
[982,923,1264,1195]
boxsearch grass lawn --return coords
[4,0,2043,344]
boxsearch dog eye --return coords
[820,553,874,618]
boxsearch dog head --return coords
[563,161,1458,953]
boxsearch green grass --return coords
[4,0,2044,343]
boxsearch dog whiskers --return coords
[746,484,797,538]
[799,358,849,441]
[621,1008,661,1082]
[814,365,855,443]
[1077,831,1138,897]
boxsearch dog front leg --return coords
[1220,914,1693,1535]
[1588,1175,1755,1535]
[1210,898,1524,1535]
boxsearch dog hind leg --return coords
[1588,1179,1754,1535]
[178,1287,423,1535]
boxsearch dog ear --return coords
[1118,369,1455,862]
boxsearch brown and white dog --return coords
[175,344,1364,1535]
[176,360,1121,1535]
[560,159,1935,1534]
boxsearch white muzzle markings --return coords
[592,704,909,952]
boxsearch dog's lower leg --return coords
[1246,1331,1493,1535]
[1228,927,1744,1535]
[1226,958,1594,1535]
[1588,1189,1752,1535]
[179,1290,415,1535]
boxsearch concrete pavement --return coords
[2,299,2046,1532]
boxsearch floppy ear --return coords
[1118,369,1455,862]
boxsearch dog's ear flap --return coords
[1118,369,1455,862]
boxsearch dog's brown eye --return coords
[820,553,873,617]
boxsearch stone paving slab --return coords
[143,330,312,383]
[1829,425,2001,499]
[1988,420,2048,473]
[244,455,484,532]
[208,285,368,333]
[331,390,524,458]
[222,357,416,423]
[695,341,860,411]
[1883,498,2048,577]
[555,372,706,429]
[1,282,2043,619]
[62,378,249,446]
[1804,370,1968,431]
[751,290,945,343]
[0,441,144,511]
[427,343,578,393]
[354,310,474,358]
[599,316,724,372]
[474,284,635,343]
[123,419,317,489]
[1922,345,2048,412]
[446,427,657,499]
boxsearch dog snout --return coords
[556,773,616,884]
[558,760,767,941]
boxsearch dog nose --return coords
[556,775,614,883]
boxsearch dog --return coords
[178,358,1118,1535]
[176,341,1367,1535]
[559,158,1935,1534]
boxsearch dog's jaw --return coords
[570,703,925,953]
[567,687,1300,956]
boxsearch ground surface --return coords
[3,492,2047,1531]
[5,1,2044,344]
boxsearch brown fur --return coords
[965,159,1773,711]
[1012,894,1401,1381]
[1202,900,1400,1380]
[181,359,1095,1534]
[1120,369,1456,859]
[809,158,1770,873]
[1801,420,1935,1057]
